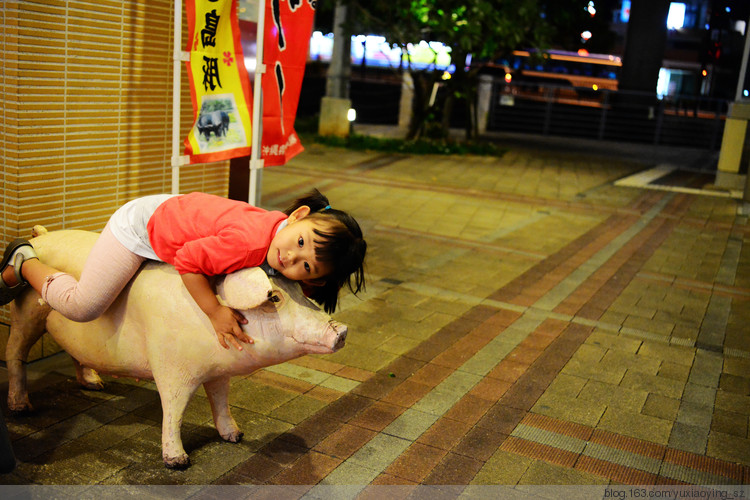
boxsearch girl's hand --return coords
[208,305,252,350]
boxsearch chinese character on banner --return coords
[260,0,316,167]
[184,0,253,163]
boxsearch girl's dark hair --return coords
[284,188,366,313]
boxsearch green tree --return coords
[347,0,551,141]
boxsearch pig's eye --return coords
[268,293,281,303]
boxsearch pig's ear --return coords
[217,267,273,310]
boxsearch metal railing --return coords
[488,81,729,150]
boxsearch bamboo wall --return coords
[1,1,230,361]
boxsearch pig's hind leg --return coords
[6,290,50,413]
[204,376,242,443]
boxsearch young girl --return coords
[0,189,366,350]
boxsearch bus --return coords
[491,49,622,106]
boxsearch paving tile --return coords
[669,422,709,455]
[351,373,402,400]
[476,405,527,435]
[468,377,512,403]
[578,379,649,411]
[488,359,530,383]
[269,450,342,485]
[500,379,548,412]
[619,371,685,400]
[658,361,692,383]
[641,393,680,421]
[383,442,447,483]
[348,401,405,432]
[521,413,593,442]
[561,356,627,385]
[453,425,506,461]
[417,417,474,451]
[710,409,748,438]
[312,423,377,460]
[600,349,662,376]
[5,136,750,487]
[422,452,484,485]
[409,363,454,388]
[228,453,285,483]
[471,449,533,485]
[723,357,750,378]
[380,380,433,408]
[714,390,750,415]
[501,436,579,468]
[589,428,667,462]
[597,407,673,445]
[675,401,713,428]
[269,395,328,425]
[517,459,610,485]
[585,329,642,353]
[383,408,440,441]
[664,446,746,482]
[719,373,750,395]
[706,431,750,466]
[575,454,659,485]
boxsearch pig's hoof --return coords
[7,396,34,415]
[8,404,34,416]
[77,368,104,391]
[163,454,191,470]
[222,430,244,444]
[79,379,104,391]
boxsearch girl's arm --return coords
[180,272,252,350]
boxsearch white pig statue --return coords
[5,228,347,468]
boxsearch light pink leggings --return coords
[41,223,146,322]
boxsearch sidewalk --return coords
[1,129,749,490]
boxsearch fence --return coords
[488,80,729,151]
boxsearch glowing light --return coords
[504,73,512,83]
[701,69,708,77]
[592,84,599,91]
[667,3,686,30]
[586,1,596,16]
[577,49,590,56]
[581,31,592,41]
[442,71,451,80]
[347,108,356,122]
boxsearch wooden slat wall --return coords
[1,1,231,360]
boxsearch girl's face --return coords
[266,207,332,282]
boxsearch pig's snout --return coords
[329,321,347,352]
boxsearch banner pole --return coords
[171,0,183,195]
[249,0,266,206]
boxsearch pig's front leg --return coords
[154,373,200,469]
[204,376,242,443]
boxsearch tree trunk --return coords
[619,0,671,97]
[407,70,438,140]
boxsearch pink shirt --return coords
[147,192,287,275]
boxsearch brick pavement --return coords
[1,130,749,491]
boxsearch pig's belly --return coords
[46,311,153,379]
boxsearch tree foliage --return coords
[319,1,618,141]
[341,0,550,140]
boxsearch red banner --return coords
[184,0,254,164]
[185,0,315,168]
[259,0,315,167]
